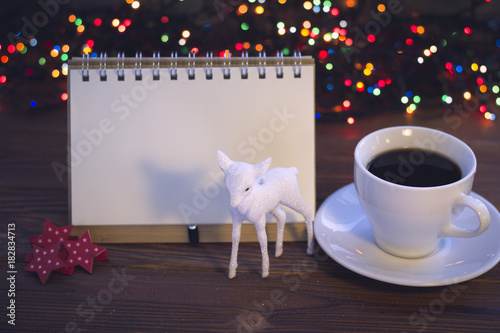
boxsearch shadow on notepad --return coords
[138,159,230,225]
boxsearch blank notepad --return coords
[68,53,315,242]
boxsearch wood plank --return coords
[10,242,500,332]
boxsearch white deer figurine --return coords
[216,151,314,279]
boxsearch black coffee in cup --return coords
[367,148,462,187]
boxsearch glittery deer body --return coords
[216,151,314,279]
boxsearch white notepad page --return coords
[69,56,315,226]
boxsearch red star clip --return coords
[25,220,76,274]
[31,219,72,248]
[24,243,67,284]
[63,230,106,273]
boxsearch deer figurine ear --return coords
[216,151,233,174]
[254,157,271,178]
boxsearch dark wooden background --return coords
[1,95,499,332]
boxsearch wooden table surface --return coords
[1,99,499,332]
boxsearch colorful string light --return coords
[0,0,496,123]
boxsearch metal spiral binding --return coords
[117,52,125,81]
[99,52,107,81]
[170,52,178,80]
[77,50,305,81]
[82,53,90,81]
[187,52,195,80]
[222,52,231,79]
[240,51,249,79]
[205,52,213,80]
[135,52,142,80]
[258,51,266,79]
[276,51,284,79]
[293,51,302,78]
[152,51,160,80]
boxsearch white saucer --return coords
[314,183,500,287]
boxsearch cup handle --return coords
[441,193,490,238]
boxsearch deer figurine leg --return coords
[296,205,314,255]
[304,208,314,255]
[283,200,315,255]
[253,216,270,278]
[229,216,243,279]
[270,206,286,258]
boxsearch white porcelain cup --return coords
[354,126,490,258]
